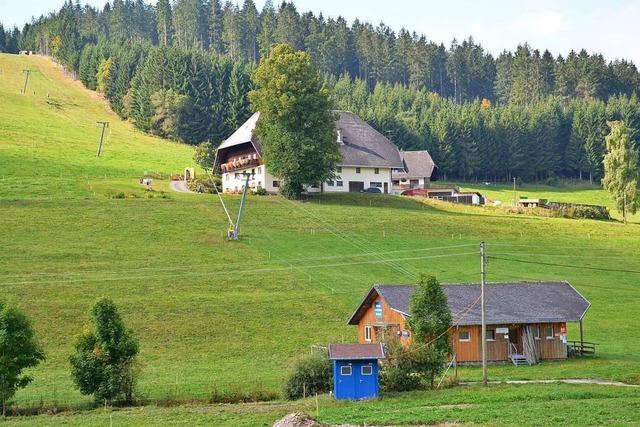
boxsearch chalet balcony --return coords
[218,158,261,173]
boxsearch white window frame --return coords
[370,182,383,188]
[340,366,352,376]
[545,325,555,340]
[355,167,361,174]
[486,328,495,341]
[459,330,471,342]
[374,301,383,320]
[374,168,379,174]
[361,365,373,376]
[364,325,372,342]
[336,166,342,173]
[336,181,343,187]
[326,180,334,186]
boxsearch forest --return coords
[3,0,640,182]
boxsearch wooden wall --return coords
[354,295,568,363]
[452,323,568,363]
[356,294,408,344]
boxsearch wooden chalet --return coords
[347,281,591,365]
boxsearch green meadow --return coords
[1,54,639,425]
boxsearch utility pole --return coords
[229,172,252,240]
[21,69,33,94]
[512,177,517,206]
[480,241,488,386]
[96,121,109,157]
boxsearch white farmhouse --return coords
[215,110,413,194]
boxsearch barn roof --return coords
[329,343,385,360]
[393,150,436,179]
[334,111,403,168]
[215,110,403,169]
[347,281,590,326]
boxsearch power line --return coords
[1,244,478,279]
[0,252,478,286]
[488,256,640,275]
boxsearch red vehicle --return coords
[401,188,429,197]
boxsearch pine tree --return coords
[221,1,242,59]
[156,0,173,46]
[226,62,251,130]
[241,0,260,62]
[208,0,224,54]
[257,0,276,57]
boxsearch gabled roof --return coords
[215,110,403,168]
[393,150,436,179]
[334,111,403,168]
[329,343,385,360]
[348,281,590,326]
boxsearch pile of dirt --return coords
[273,412,329,427]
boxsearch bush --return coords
[70,298,140,404]
[283,352,332,400]
[186,178,219,193]
[380,340,420,392]
[253,186,268,196]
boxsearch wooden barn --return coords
[347,281,591,365]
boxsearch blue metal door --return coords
[335,362,356,399]
[355,362,376,399]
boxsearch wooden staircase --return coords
[509,343,531,366]
[510,353,529,366]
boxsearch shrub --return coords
[544,175,559,187]
[283,352,332,400]
[186,178,219,193]
[380,340,420,392]
[70,298,140,404]
[253,186,268,196]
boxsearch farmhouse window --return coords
[364,325,372,342]
[326,180,334,186]
[273,181,280,188]
[370,182,382,188]
[486,328,495,341]
[545,326,554,339]
[340,366,352,376]
[336,166,342,173]
[257,167,261,174]
[459,330,471,342]
[533,326,541,340]
[374,301,383,320]
[361,365,373,376]
[336,181,344,187]
[374,168,379,174]
[225,174,229,181]
[356,167,361,174]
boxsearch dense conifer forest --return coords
[3,0,640,182]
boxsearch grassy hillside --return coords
[1,54,640,425]
[0,53,193,200]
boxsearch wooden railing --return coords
[567,341,598,356]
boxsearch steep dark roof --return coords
[335,111,403,168]
[215,111,403,169]
[329,343,385,360]
[393,150,436,179]
[348,282,590,326]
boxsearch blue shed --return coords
[329,343,385,400]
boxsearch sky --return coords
[2,0,639,64]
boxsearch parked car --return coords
[361,187,382,193]
[401,188,428,196]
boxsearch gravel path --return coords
[459,378,639,387]
[170,180,192,193]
